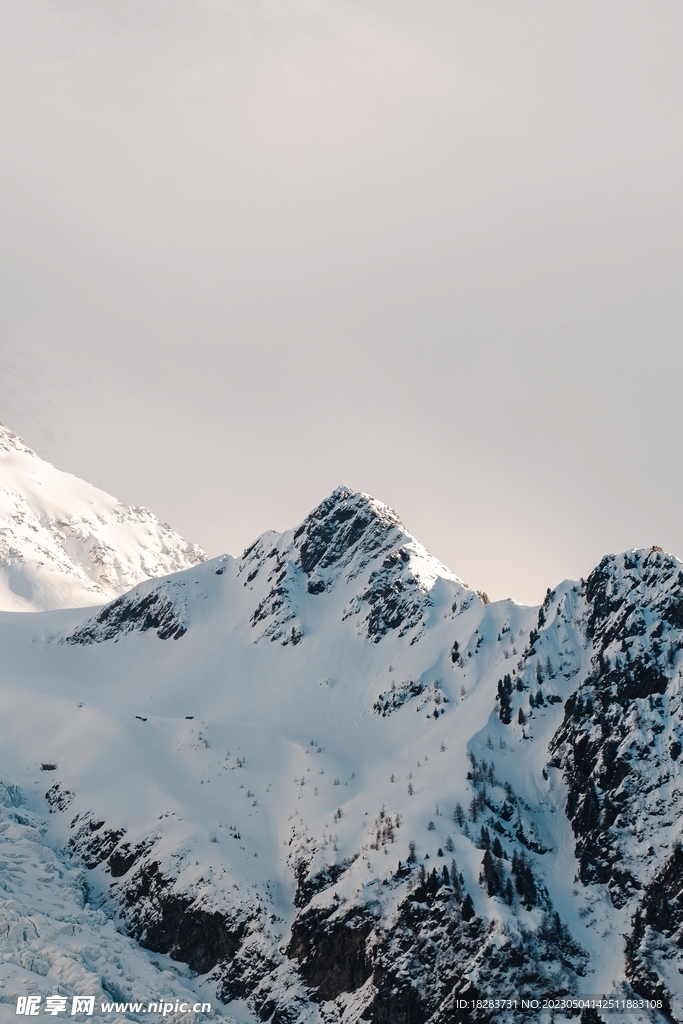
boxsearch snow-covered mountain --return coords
[0,424,206,611]
[0,478,681,1024]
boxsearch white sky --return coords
[1,0,682,604]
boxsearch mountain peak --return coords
[232,485,472,646]
[0,423,206,611]
[293,486,404,578]
[0,421,35,456]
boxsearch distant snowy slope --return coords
[0,424,205,611]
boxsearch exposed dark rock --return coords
[287,902,375,1001]
[108,840,152,878]
[216,938,284,1010]
[45,783,74,812]
[357,559,427,642]
[293,860,349,908]
[69,818,127,869]
[64,586,187,644]
[295,487,399,578]
[120,860,247,974]
[625,844,683,1020]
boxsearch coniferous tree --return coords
[580,1009,606,1024]
[578,784,600,832]
[451,860,461,899]
[512,851,537,906]
[497,675,513,724]
[461,893,475,920]
[482,849,502,896]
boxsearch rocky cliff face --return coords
[538,549,683,1017]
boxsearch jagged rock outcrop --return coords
[547,549,683,909]
[64,579,189,643]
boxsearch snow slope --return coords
[0,483,679,1024]
[0,425,205,612]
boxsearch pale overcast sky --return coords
[1,0,682,604]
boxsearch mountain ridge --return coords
[63,484,477,651]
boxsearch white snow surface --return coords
[0,424,205,612]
